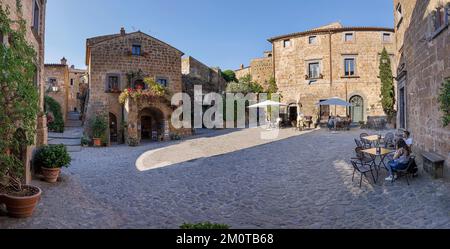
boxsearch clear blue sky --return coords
[45,0,394,70]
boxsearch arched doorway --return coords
[109,113,118,143]
[139,107,165,141]
[349,95,364,123]
[288,104,298,126]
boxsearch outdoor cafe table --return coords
[363,135,384,147]
[362,148,394,181]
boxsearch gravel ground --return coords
[1,128,450,229]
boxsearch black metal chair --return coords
[383,132,395,149]
[354,139,363,148]
[350,159,376,188]
[392,156,416,185]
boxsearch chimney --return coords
[120,27,126,36]
[60,57,67,65]
[240,64,244,69]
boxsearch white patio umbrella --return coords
[317,97,352,131]
[248,100,288,108]
[249,100,287,127]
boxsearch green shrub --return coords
[180,222,230,229]
[438,79,450,127]
[91,115,108,139]
[34,145,71,169]
[81,136,90,146]
[44,96,64,133]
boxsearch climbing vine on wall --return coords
[438,79,450,127]
[44,96,64,133]
[0,1,39,187]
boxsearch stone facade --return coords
[45,59,69,122]
[2,0,47,183]
[393,0,450,170]
[44,59,88,122]
[85,28,187,145]
[235,51,274,88]
[69,66,88,113]
[182,56,227,95]
[269,22,395,123]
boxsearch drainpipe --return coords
[329,31,333,92]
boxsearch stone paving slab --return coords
[1,128,450,229]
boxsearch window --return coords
[396,3,403,26]
[344,58,355,76]
[32,0,41,33]
[344,33,354,42]
[382,33,391,42]
[308,36,317,44]
[156,77,168,87]
[132,45,141,56]
[308,62,320,79]
[283,39,291,48]
[70,79,74,86]
[48,78,57,87]
[106,75,120,92]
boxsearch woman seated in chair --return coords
[385,139,411,181]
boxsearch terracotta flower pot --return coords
[0,185,42,218]
[41,167,61,183]
[93,138,102,147]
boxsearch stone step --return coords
[66,120,83,127]
[48,138,81,146]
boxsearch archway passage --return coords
[139,107,165,142]
[349,95,364,123]
[109,113,118,143]
[288,104,298,126]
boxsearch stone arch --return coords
[349,95,365,123]
[348,91,368,121]
[138,106,165,141]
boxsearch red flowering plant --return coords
[119,78,169,104]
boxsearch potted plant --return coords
[0,150,42,218]
[81,135,90,147]
[34,145,71,183]
[91,115,107,147]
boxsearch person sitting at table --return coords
[403,130,413,148]
[327,116,335,130]
[385,139,411,181]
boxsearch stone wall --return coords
[44,64,69,122]
[394,0,450,171]
[235,66,251,81]
[85,29,185,145]
[270,24,395,122]
[2,0,47,183]
[235,52,274,88]
[68,67,88,113]
[182,56,227,95]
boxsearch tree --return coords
[0,1,39,191]
[379,48,396,122]
[226,74,263,94]
[266,77,278,94]
[221,70,237,83]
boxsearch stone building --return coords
[44,58,88,122]
[69,65,88,114]
[235,51,274,88]
[268,22,395,124]
[182,56,227,96]
[393,0,450,169]
[1,0,47,183]
[85,28,188,145]
[45,58,70,122]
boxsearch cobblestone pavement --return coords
[1,128,450,228]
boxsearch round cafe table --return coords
[362,147,394,182]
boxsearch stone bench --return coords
[422,152,445,179]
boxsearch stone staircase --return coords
[48,112,83,152]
